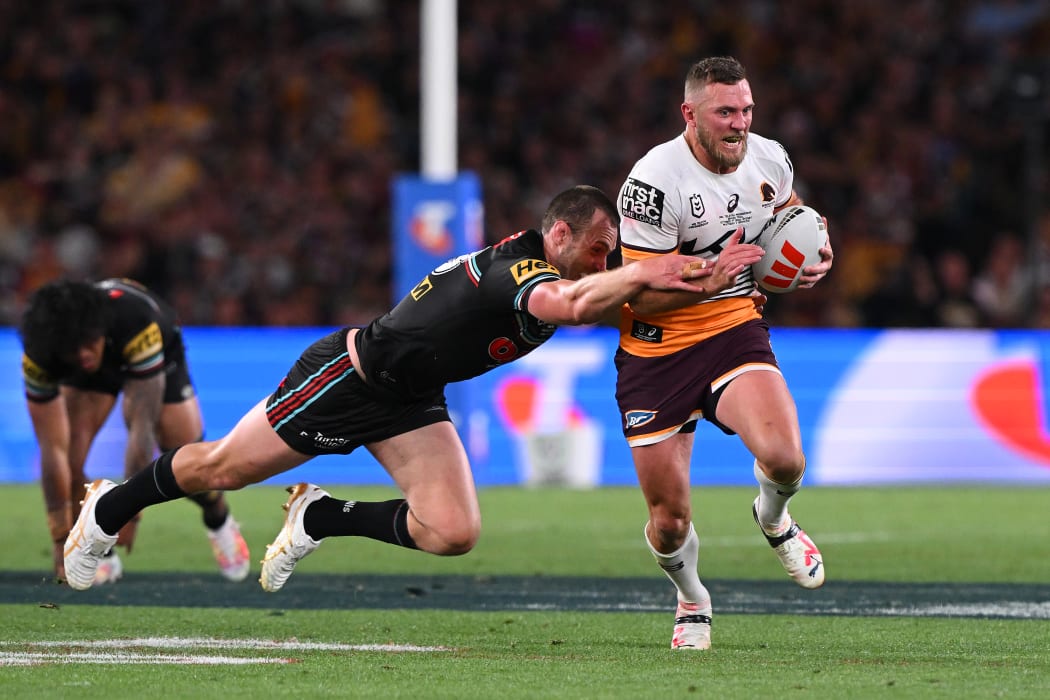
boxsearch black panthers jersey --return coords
[356,229,561,401]
[22,278,182,402]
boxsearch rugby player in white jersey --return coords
[615,56,835,650]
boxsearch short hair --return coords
[541,185,619,236]
[685,56,747,99]
[20,280,109,374]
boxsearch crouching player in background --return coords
[20,278,251,585]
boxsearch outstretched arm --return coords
[627,228,765,316]
[526,253,714,326]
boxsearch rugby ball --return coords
[753,205,827,293]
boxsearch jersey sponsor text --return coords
[510,259,557,286]
[620,178,665,226]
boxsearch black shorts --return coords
[62,330,196,404]
[265,328,451,456]
[614,319,781,446]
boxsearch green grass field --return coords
[2,483,1049,698]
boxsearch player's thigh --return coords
[632,431,694,517]
[366,421,480,530]
[155,396,204,449]
[177,400,312,490]
[716,370,803,470]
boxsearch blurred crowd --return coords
[1,0,1048,328]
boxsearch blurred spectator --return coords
[932,249,984,328]
[0,0,1047,328]
[972,231,1030,327]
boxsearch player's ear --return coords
[551,220,573,245]
[681,101,695,125]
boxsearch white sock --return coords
[645,522,710,606]
[753,459,801,535]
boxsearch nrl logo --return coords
[690,194,705,218]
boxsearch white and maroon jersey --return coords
[617,132,795,356]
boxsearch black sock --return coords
[96,449,188,535]
[303,496,418,549]
[187,491,229,530]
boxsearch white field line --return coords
[15,637,453,652]
[0,652,292,666]
[0,638,453,666]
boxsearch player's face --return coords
[683,79,753,173]
[557,210,618,280]
[73,337,105,373]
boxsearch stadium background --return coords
[1,0,1048,487]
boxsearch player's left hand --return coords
[117,514,142,553]
[797,216,833,289]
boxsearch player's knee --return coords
[204,471,250,492]
[178,446,250,492]
[207,459,259,491]
[649,511,692,545]
[761,448,806,484]
[427,518,480,556]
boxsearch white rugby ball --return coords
[753,205,827,293]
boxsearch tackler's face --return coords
[554,210,618,281]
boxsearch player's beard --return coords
[696,125,747,171]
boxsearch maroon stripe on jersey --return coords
[266,356,354,424]
[464,260,481,287]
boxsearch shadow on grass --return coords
[3,572,1049,619]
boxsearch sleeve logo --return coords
[510,259,557,285]
[410,276,434,300]
[123,322,163,363]
[620,177,665,227]
[21,354,50,383]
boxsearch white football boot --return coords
[671,599,712,650]
[753,498,825,589]
[259,483,328,592]
[64,479,120,590]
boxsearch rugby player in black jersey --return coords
[63,185,763,592]
[21,278,251,585]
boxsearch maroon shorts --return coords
[614,319,780,446]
